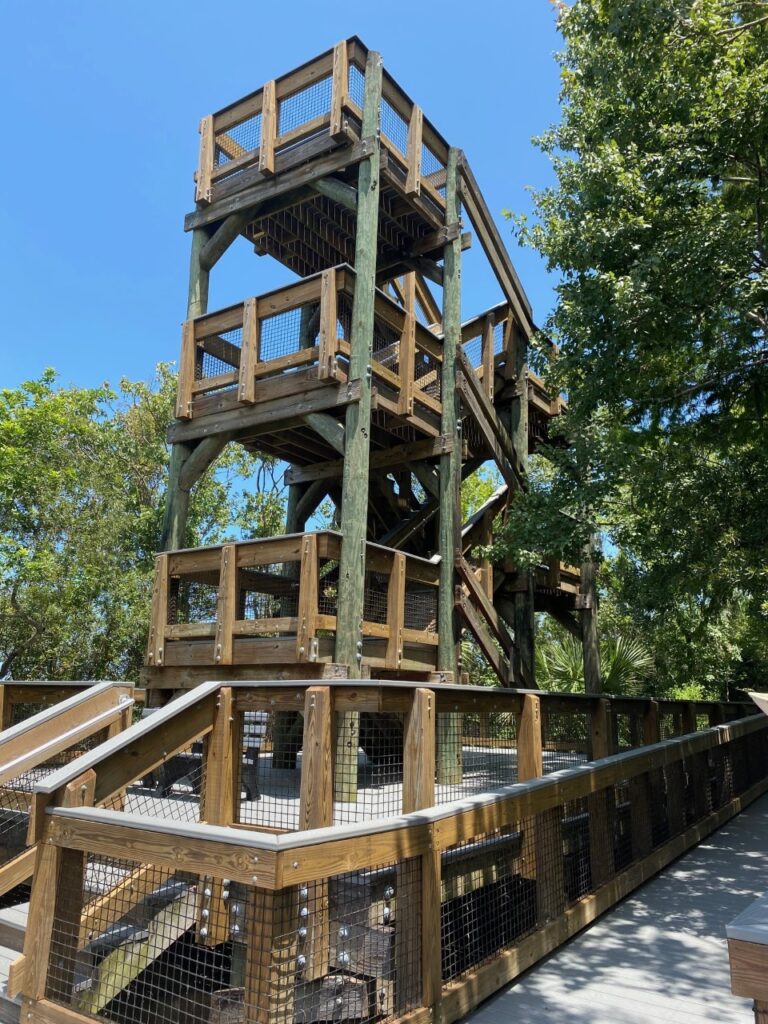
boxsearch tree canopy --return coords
[0,367,282,681]
[502,0,768,696]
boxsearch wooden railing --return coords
[147,532,440,674]
[0,682,134,903]
[195,37,448,213]
[175,265,445,433]
[9,679,765,1024]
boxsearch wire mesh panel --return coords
[379,99,409,158]
[278,77,333,138]
[334,714,405,825]
[541,710,589,774]
[435,712,518,805]
[236,711,302,832]
[372,316,400,376]
[260,307,316,366]
[121,738,206,825]
[413,347,441,403]
[169,577,219,626]
[240,564,300,622]
[421,143,446,198]
[215,114,262,169]
[363,572,389,627]
[348,64,365,108]
[195,325,242,388]
[7,700,49,726]
[403,581,437,634]
[317,559,340,618]
[440,824,535,982]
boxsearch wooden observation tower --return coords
[143,37,590,699]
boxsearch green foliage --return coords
[535,627,653,694]
[0,367,284,681]
[503,0,768,693]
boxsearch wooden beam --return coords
[286,435,452,485]
[309,176,357,211]
[178,433,234,491]
[199,208,256,271]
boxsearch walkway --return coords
[464,793,768,1024]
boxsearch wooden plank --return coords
[175,321,196,420]
[20,841,60,999]
[481,313,495,401]
[296,533,319,662]
[214,544,235,666]
[317,268,337,380]
[397,274,417,415]
[146,553,169,666]
[238,297,259,404]
[456,588,509,684]
[728,938,768,1001]
[330,41,348,138]
[406,104,423,196]
[247,888,297,1024]
[167,379,362,444]
[456,555,512,654]
[259,80,276,175]
[402,689,435,813]
[385,552,406,670]
[0,845,35,899]
[458,345,525,485]
[298,687,333,981]
[518,694,543,782]
[195,114,214,203]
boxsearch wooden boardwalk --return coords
[463,793,768,1024]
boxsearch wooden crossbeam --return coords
[285,435,453,485]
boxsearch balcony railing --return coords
[175,266,444,435]
[147,532,440,674]
[9,680,764,1024]
[195,38,449,216]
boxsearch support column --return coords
[509,321,535,687]
[580,533,602,694]
[334,51,382,801]
[160,226,211,551]
[437,148,463,785]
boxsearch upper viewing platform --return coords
[188,38,454,279]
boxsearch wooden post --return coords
[334,51,383,800]
[247,888,297,1024]
[385,552,406,670]
[317,268,338,380]
[397,273,416,415]
[580,534,602,694]
[629,702,655,860]
[201,688,235,946]
[195,114,214,204]
[175,321,196,420]
[238,297,259,404]
[146,553,169,667]
[215,544,237,666]
[259,81,277,175]
[436,148,463,786]
[405,104,423,196]
[161,225,211,551]
[330,41,349,139]
[298,687,333,981]
[402,688,436,813]
[518,694,543,782]
[420,839,442,1021]
[588,698,616,887]
[481,313,495,401]
[296,533,319,662]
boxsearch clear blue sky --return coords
[0,2,562,392]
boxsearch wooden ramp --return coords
[461,793,768,1024]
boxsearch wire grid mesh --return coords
[196,327,242,383]
[318,559,340,618]
[0,731,104,877]
[348,64,366,108]
[278,76,332,137]
[333,714,405,825]
[440,823,535,981]
[236,711,301,832]
[541,711,589,774]
[561,797,592,904]
[403,581,437,633]
[421,144,446,198]
[660,709,681,739]
[372,316,400,375]
[380,99,409,157]
[260,305,317,366]
[434,712,518,806]
[8,700,49,726]
[168,577,219,626]
[363,572,389,626]
[122,738,206,824]
[215,113,262,168]
[462,331,483,371]
[413,347,441,402]
[239,563,300,622]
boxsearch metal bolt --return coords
[299,886,309,900]
[230,924,240,936]
[203,888,212,899]
[384,886,395,900]
[297,926,307,940]
[338,951,351,967]
[383,907,391,924]
[201,909,209,920]
[297,955,307,970]
[222,890,230,901]
[335,997,344,1008]
[338,925,349,940]
[299,906,309,919]
[200,927,208,939]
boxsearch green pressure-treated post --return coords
[334,50,383,800]
[436,148,464,785]
[160,227,211,551]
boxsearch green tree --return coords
[503,0,768,694]
[0,367,283,681]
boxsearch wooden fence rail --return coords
[9,685,765,1024]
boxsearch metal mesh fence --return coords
[169,578,219,626]
[215,114,262,168]
[318,559,339,618]
[541,710,590,773]
[260,307,315,364]
[363,572,389,626]
[334,714,405,825]
[435,712,518,805]
[240,563,300,622]
[403,581,437,634]
[380,99,409,156]
[48,856,422,1024]
[278,77,333,137]
[413,348,441,402]
[196,326,242,384]
[236,711,301,832]
[123,738,206,825]
[8,700,48,726]
[348,64,365,108]
[372,317,400,375]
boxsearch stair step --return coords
[0,942,21,1024]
